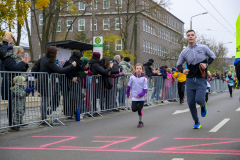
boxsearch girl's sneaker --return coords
[137,121,144,128]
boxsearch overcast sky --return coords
[159,0,239,58]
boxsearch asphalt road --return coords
[0,90,240,160]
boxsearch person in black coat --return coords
[37,46,77,120]
[1,45,30,128]
[143,61,157,77]
[62,51,85,118]
[88,52,112,115]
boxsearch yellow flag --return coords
[236,13,240,59]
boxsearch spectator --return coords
[37,46,77,120]
[25,71,35,96]
[62,51,85,118]
[78,57,91,112]
[10,76,34,131]
[174,65,187,104]
[1,44,30,128]
[89,52,112,116]
[100,57,125,111]
[143,61,158,77]
[215,70,220,79]
[164,68,173,101]
[117,57,132,107]
[112,55,121,72]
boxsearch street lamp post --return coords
[190,12,208,30]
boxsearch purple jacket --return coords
[126,73,148,101]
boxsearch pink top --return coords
[165,72,172,88]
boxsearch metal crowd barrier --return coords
[0,71,229,130]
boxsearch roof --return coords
[46,40,93,51]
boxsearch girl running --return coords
[126,63,148,128]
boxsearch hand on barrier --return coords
[25,88,32,93]
[72,77,78,83]
[31,87,35,91]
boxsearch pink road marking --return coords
[164,138,240,151]
[55,136,137,149]
[31,136,77,148]
[94,136,137,149]
[0,147,240,155]
[174,149,240,153]
[132,137,159,149]
[175,138,240,141]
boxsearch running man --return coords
[176,30,216,129]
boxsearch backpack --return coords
[31,57,42,78]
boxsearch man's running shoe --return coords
[193,121,201,129]
[201,102,208,117]
[137,121,144,128]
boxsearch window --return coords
[158,45,160,55]
[148,22,150,33]
[150,23,152,34]
[146,21,148,32]
[78,19,85,31]
[79,2,85,10]
[116,39,122,51]
[115,18,122,30]
[160,46,162,56]
[143,40,145,52]
[148,42,150,53]
[103,0,110,9]
[67,20,73,31]
[39,14,43,25]
[150,43,152,54]
[56,20,61,32]
[91,1,97,10]
[67,2,73,11]
[103,18,110,30]
[145,41,148,53]
[39,34,42,40]
[143,20,145,32]
[115,0,122,8]
[90,19,97,31]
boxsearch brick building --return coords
[31,0,184,68]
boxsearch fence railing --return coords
[0,71,228,130]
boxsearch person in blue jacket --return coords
[226,71,236,98]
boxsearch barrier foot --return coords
[85,112,95,118]
[55,118,65,126]
[39,120,53,128]
[95,112,103,117]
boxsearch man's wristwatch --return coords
[206,63,209,67]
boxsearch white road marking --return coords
[173,105,200,115]
[172,158,184,160]
[236,107,240,111]
[209,118,230,132]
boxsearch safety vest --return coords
[235,13,240,59]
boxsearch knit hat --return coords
[13,76,25,84]
[124,57,130,62]
[149,59,154,63]
[93,52,101,60]
[147,61,153,66]
[72,51,82,58]
[81,57,90,66]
